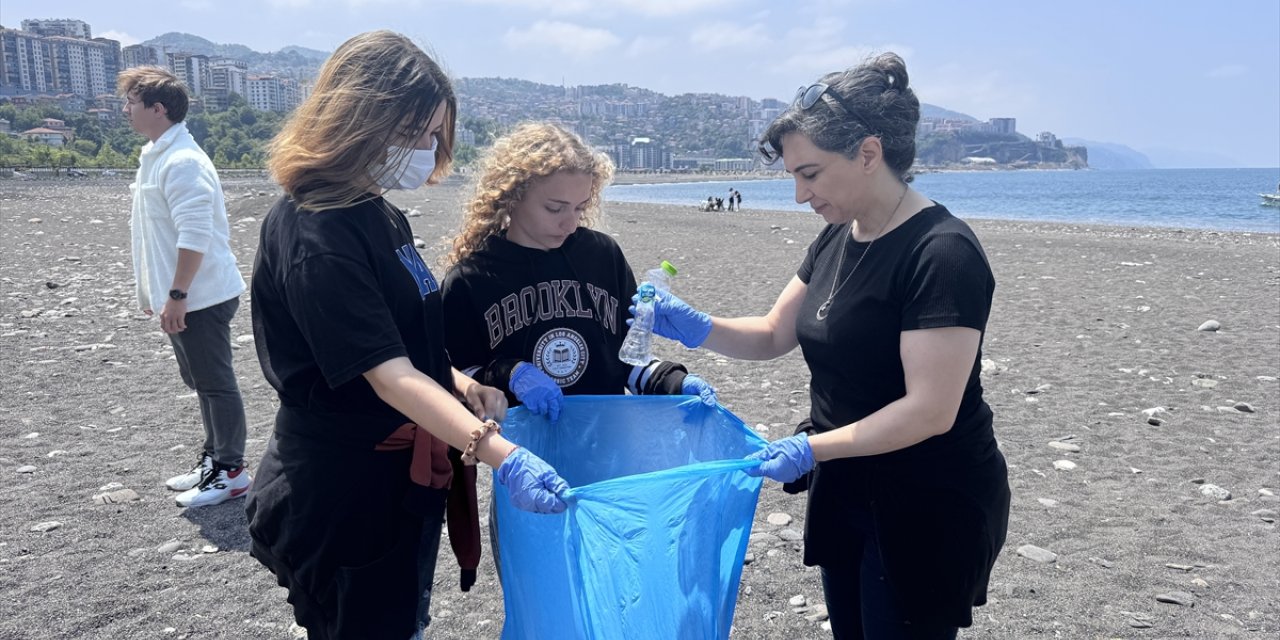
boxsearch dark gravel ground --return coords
[2,178,1277,639]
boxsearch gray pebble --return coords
[92,488,140,505]
[1233,402,1255,413]
[30,521,62,532]
[1037,498,1059,507]
[1192,378,1218,389]
[157,540,183,554]
[1156,591,1195,606]
[766,512,793,526]
[743,552,755,565]
[1048,441,1080,452]
[804,604,830,622]
[777,528,803,542]
[1199,484,1232,501]
[789,594,807,607]
[1053,459,1077,471]
[1197,320,1220,331]
[1016,544,1057,563]
[16,465,37,474]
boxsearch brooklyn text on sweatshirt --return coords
[483,279,620,349]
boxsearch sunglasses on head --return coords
[793,82,875,133]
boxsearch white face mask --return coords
[370,139,437,190]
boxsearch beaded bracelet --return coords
[460,419,502,466]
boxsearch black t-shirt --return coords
[796,203,995,461]
[441,228,637,395]
[251,195,453,447]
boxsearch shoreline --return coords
[600,199,1280,238]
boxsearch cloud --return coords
[612,0,738,16]
[1206,64,1247,78]
[914,63,1037,121]
[503,21,621,57]
[773,43,915,77]
[625,36,671,59]
[97,30,141,47]
[689,22,771,52]
[453,0,600,15]
[453,0,736,16]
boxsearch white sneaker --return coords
[166,451,213,491]
[175,463,252,508]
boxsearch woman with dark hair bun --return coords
[638,53,1011,638]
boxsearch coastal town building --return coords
[121,44,162,69]
[20,19,91,40]
[1,25,120,99]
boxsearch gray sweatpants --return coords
[168,296,247,467]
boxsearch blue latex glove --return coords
[509,362,564,422]
[744,433,815,483]
[682,374,718,406]
[628,287,712,349]
[496,447,569,514]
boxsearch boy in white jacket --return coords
[120,66,250,508]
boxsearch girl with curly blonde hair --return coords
[439,120,719,580]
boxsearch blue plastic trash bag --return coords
[492,395,768,640]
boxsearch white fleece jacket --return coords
[130,122,245,313]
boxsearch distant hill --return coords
[141,33,327,76]
[921,104,978,122]
[1063,138,1152,170]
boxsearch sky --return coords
[4,0,1278,168]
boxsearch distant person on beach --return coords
[705,195,715,211]
[734,189,743,210]
[636,53,1010,638]
[118,66,250,509]
[440,122,718,576]
[727,187,736,211]
[245,31,569,640]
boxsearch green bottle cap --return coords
[660,260,678,276]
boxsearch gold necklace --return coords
[815,185,909,321]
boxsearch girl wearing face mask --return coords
[246,31,570,640]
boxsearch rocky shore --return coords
[2,179,1276,639]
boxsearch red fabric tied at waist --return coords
[375,422,482,591]
[375,422,454,489]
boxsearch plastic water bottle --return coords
[619,260,678,366]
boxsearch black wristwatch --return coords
[168,288,188,301]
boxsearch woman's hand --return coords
[460,377,508,422]
[681,374,718,406]
[629,288,712,348]
[744,433,815,483]
[496,447,569,514]
[509,362,565,422]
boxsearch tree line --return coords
[0,94,284,171]
[1,95,497,173]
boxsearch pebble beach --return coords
[1,178,1277,638]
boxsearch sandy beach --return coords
[2,179,1277,639]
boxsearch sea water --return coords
[605,168,1280,233]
